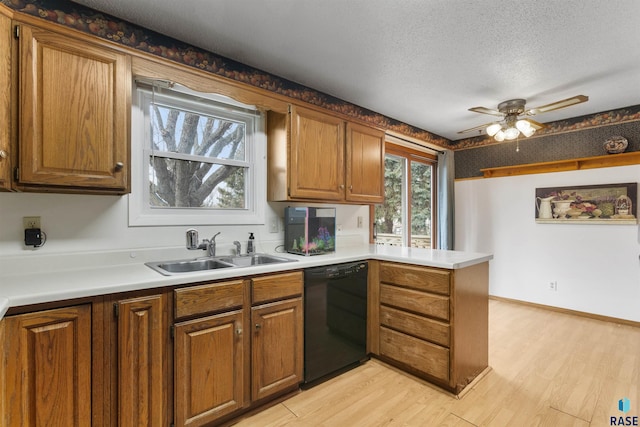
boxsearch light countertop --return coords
[0,244,492,320]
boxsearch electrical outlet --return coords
[357,216,363,228]
[549,281,558,291]
[268,217,279,233]
[23,216,41,229]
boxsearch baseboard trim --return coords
[489,295,640,328]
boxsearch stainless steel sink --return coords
[146,258,236,275]
[146,253,296,275]
[217,253,297,267]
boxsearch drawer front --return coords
[380,262,450,295]
[380,284,450,321]
[380,326,449,382]
[252,271,303,305]
[174,280,244,319]
[380,305,450,348]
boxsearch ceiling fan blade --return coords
[522,118,546,129]
[468,106,504,117]
[457,121,498,134]
[526,95,588,115]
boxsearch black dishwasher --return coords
[303,261,368,386]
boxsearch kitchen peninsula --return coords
[0,245,491,426]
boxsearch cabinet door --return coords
[17,23,130,191]
[117,294,168,427]
[174,310,245,427]
[0,12,11,191]
[251,298,303,401]
[4,305,92,427]
[289,106,345,200]
[345,122,384,203]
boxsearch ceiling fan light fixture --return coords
[521,126,536,137]
[462,95,587,141]
[504,127,520,140]
[486,123,502,136]
[515,119,531,132]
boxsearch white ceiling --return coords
[73,0,640,141]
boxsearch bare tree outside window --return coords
[148,103,249,209]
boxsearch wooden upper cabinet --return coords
[268,105,384,203]
[345,122,384,203]
[16,23,131,193]
[289,105,345,200]
[0,12,11,191]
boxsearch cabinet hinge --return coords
[13,167,19,181]
[14,25,19,39]
[170,325,175,339]
[113,303,119,317]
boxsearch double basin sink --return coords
[146,253,296,276]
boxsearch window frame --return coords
[372,142,437,247]
[129,79,266,227]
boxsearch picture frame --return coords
[535,182,637,224]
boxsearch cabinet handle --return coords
[255,323,261,330]
[236,328,242,336]
[339,184,345,189]
[0,150,6,159]
[349,185,353,190]
[114,162,124,171]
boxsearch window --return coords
[130,79,266,226]
[373,144,436,248]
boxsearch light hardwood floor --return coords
[235,299,640,426]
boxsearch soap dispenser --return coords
[247,232,255,254]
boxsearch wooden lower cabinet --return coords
[3,305,92,427]
[116,294,170,427]
[174,310,246,427]
[0,271,304,426]
[371,260,489,394]
[251,298,303,401]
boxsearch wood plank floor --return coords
[235,299,640,426]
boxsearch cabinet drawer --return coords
[174,280,244,319]
[380,284,449,321]
[380,262,450,295]
[380,326,449,382]
[380,305,450,348]
[251,271,303,305]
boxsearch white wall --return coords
[0,192,369,258]
[455,164,640,322]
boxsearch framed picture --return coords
[535,182,637,224]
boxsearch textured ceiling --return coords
[72,0,640,141]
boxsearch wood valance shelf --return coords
[480,151,640,178]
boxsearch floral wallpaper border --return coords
[4,0,640,151]
[3,0,452,146]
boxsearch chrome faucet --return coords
[233,240,242,256]
[207,232,221,256]
[186,229,221,256]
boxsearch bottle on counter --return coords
[247,232,255,254]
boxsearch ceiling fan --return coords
[458,95,588,141]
